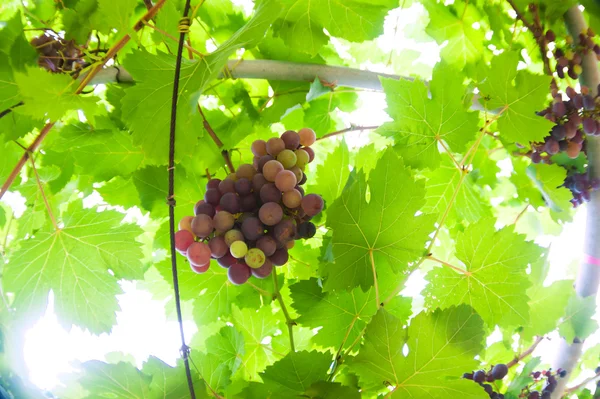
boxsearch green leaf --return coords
[559,295,599,342]
[479,51,554,144]
[303,381,360,399]
[205,326,245,375]
[4,202,144,332]
[306,78,332,102]
[0,53,21,111]
[14,66,100,121]
[97,0,137,35]
[525,163,572,217]
[193,351,232,394]
[308,139,350,206]
[378,62,479,169]
[143,356,208,399]
[0,136,21,184]
[424,219,545,327]
[78,360,151,398]
[290,278,377,350]
[62,0,101,43]
[504,357,541,399]
[304,97,337,135]
[349,306,485,397]
[325,148,436,291]
[97,177,141,209]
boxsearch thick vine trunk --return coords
[552,6,600,398]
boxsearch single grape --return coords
[566,86,577,99]
[224,229,244,246]
[236,164,256,180]
[282,189,302,208]
[241,216,264,240]
[266,137,285,156]
[298,221,316,238]
[286,240,295,249]
[213,211,235,232]
[251,258,273,279]
[277,149,297,169]
[240,194,258,212]
[259,202,284,226]
[257,155,274,172]
[544,138,560,155]
[558,369,567,378]
[235,178,252,196]
[573,94,584,109]
[569,67,579,80]
[220,192,241,214]
[175,230,195,253]
[482,384,493,395]
[491,364,508,380]
[252,173,268,192]
[230,240,248,258]
[551,125,566,140]
[281,130,301,150]
[228,262,251,284]
[260,183,282,203]
[207,178,221,189]
[218,179,236,194]
[559,140,568,151]
[178,216,194,233]
[583,117,597,134]
[552,101,566,117]
[204,189,221,207]
[565,121,577,139]
[245,248,266,268]
[584,94,596,110]
[301,194,324,216]
[186,241,211,266]
[473,370,486,383]
[190,263,210,274]
[296,185,305,196]
[528,392,539,399]
[531,152,542,163]
[256,235,277,256]
[298,173,307,185]
[195,201,215,217]
[274,219,296,244]
[289,166,303,183]
[217,252,236,268]
[263,160,284,182]
[208,236,228,258]
[275,169,297,192]
[545,30,556,42]
[270,247,289,266]
[299,127,316,146]
[251,139,267,157]
[567,141,582,158]
[191,214,214,238]
[295,149,309,168]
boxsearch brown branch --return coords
[565,371,600,394]
[196,105,235,173]
[507,336,544,368]
[316,125,380,141]
[0,0,167,201]
[142,0,153,10]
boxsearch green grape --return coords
[295,149,309,168]
[277,149,297,169]
[230,240,248,258]
[224,229,244,246]
[245,248,266,268]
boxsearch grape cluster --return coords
[174,128,323,285]
[463,363,509,399]
[548,27,600,80]
[30,34,84,73]
[519,368,567,399]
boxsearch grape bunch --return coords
[174,128,323,285]
[547,27,600,80]
[519,368,567,399]
[30,34,84,74]
[463,363,509,399]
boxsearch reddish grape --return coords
[256,235,277,256]
[260,183,282,203]
[228,263,251,285]
[191,214,214,238]
[275,170,297,192]
[282,189,302,208]
[204,189,221,206]
[175,230,195,253]
[567,141,582,158]
[195,201,215,217]
[266,137,285,156]
[252,173,268,192]
[236,164,256,180]
[186,241,211,266]
[531,152,542,163]
[583,117,597,134]
[251,139,267,157]
[281,130,301,150]
[274,219,296,244]
[217,252,236,268]
[304,146,315,162]
[552,101,566,117]
[573,94,584,109]
[241,216,264,240]
[263,160,284,181]
[259,202,283,226]
[235,178,252,196]
[220,192,241,214]
[213,211,235,232]
[207,178,221,189]
[299,127,316,146]
[301,194,324,216]
[257,155,274,172]
[178,216,194,233]
[566,86,577,99]
[544,138,560,155]
[208,236,228,258]
[251,259,273,279]
[191,263,210,274]
[270,247,289,266]
[218,179,236,194]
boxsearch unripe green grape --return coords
[245,248,266,268]
[295,149,309,168]
[230,240,248,258]
[224,229,244,246]
[277,149,297,169]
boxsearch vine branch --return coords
[316,125,380,141]
[564,371,600,394]
[272,267,296,352]
[506,336,544,368]
[196,106,235,173]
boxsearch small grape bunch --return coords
[547,27,599,80]
[463,363,509,399]
[520,368,567,399]
[30,34,84,74]
[174,128,324,285]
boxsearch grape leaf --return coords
[504,357,541,399]
[14,66,100,121]
[205,326,245,375]
[3,202,144,332]
[98,177,141,209]
[0,53,21,111]
[478,51,554,144]
[62,0,101,43]
[424,219,545,327]
[559,295,599,342]
[349,306,485,397]
[308,139,350,206]
[78,360,151,398]
[241,350,332,397]
[97,0,137,36]
[378,62,479,169]
[325,147,436,291]
[303,381,360,399]
[0,136,20,184]
[193,351,232,394]
[525,163,573,218]
[289,278,377,350]
[143,356,208,399]
[306,77,332,102]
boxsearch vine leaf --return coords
[204,326,245,375]
[325,147,436,291]
[192,350,232,394]
[424,219,546,328]
[308,139,350,206]
[143,356,208,399]
[289,278,378,350]
[3,202,144,333]
[377,62,479,169]
[78,361,151,398]
[121,0,281,164]
[303,381,361,398]
[241,350,332,397]
[0,136,21,184]
[97,0,137,36]
[478,51,554,144]
[559,295,599,342]
[349,306,485,397]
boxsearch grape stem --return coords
[506,336,544,368]
[316,125,380,141]
[564,370,600,394]
[0,0,168,201]
[197,106,235,173]
[29,155,58,231]
[272,267,296,352]
[426,256,470,275]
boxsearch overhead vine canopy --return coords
[2,0,600,398]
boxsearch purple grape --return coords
[583,117,597,134]
[551,125,566,140]
[228,263,251,285]
[252,173,268,192]
[220,192,241,214]
[573,130,584,144]
[260,183,282,203]
[240,194,258,212]
[257,155,274,172]
[274,219,296,244]
[584,94,596,110]
[298,221,316,238]
[209,236,228,258]
[473,370,485,383]
[241,216,264,240]
[251,259,273,279]
[218,179,236,194]
[191,214,214,238]
[531,152,542,163]
[256,235,277,256]
[491,364,508,380]
[281,130,301,150]
[573,94,584,109]
[552,101,566,117]
[301,194,324,216]
[217,252,236,268]
[195,201,215,217]
[235,178,252,196]
[545,138,560,155]
[270,247,289,266]
[259,202,284,226]
[566,86,577,99]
